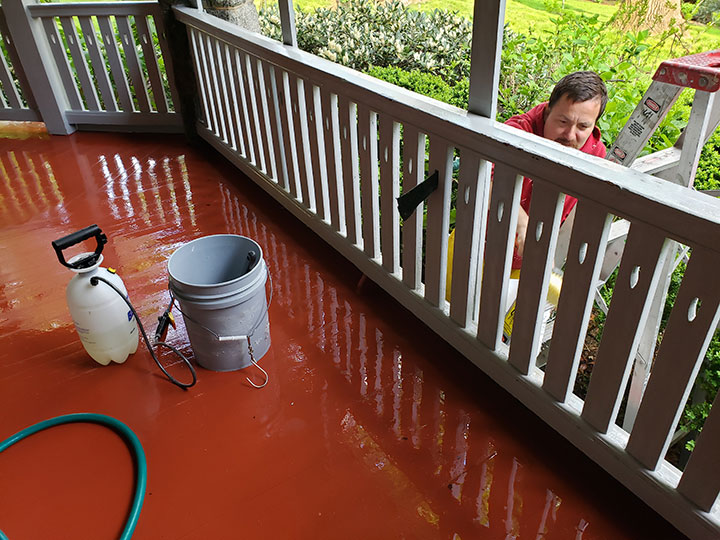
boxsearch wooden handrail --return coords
[28,1,159,18]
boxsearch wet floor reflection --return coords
[0,138,202,342]
[214,182,656,540]
[0,127,679,539]
[0,150,65,225]
[93,152,197,229]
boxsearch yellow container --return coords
[447,228,563,339]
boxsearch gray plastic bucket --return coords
[167,234,271,372]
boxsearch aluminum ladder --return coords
[602,50,720,432]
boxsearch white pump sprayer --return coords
[52,225,138,365]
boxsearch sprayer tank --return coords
[66,258,138,365]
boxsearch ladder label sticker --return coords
[613,147,627,161]
[644,97,661,113]
[628,120,645,137]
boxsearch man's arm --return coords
[503,104,546,270]
[488,167,530,267]
[515,204,529,261]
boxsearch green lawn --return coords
[284,0,618,29]
[684,23,720,53]
[258,0,332,11]
[413,0,718,52]
[269,0,719,61]
[412,0,616,31]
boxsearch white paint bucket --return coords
[168,234,271,371]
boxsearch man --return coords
[446,71,607,298]
[507,71,608,269]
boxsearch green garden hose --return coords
[0,413,146,540]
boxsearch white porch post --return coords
[466,0,506,333]
[2,0,74,134]
[277,0,297,47]
[467,0,506,119]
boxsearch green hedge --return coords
[259,0,472,80]
[694,131,720,190]
[364,65,468,109]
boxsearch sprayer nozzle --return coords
[154,310,175,343]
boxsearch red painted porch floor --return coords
[0,123,686,539]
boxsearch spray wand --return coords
[154,298,177,344]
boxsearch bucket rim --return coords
[169,260,266,303]
[168,234,264,289]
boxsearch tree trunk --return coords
[204,0,261,33]
[613,0,684,34]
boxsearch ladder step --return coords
[608,219,631,243]
[631,146,682,174]
[653,49,720,92]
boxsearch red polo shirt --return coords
[505,102,606,269]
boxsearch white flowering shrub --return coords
[259,0,472,81]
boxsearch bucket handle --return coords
[169,271,273,389]
[178,324,269,388]
[214,334,268,388]
[246,337,268,389]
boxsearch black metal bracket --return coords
[396,170,438,220]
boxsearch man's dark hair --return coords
[548,71,608,120]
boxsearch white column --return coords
[277,0,296,47]
[467,0,506,119]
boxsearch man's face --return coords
[543,94,602,150]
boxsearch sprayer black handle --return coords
[52,224,108,269]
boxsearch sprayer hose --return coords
[90,275,197,389]
[0,413,146,540]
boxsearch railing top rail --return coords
[28,1,159,18]
[175,6,720,254]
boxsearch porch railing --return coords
[0,8,39,121]
[174,6,720,538]
[0,0,181,132]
